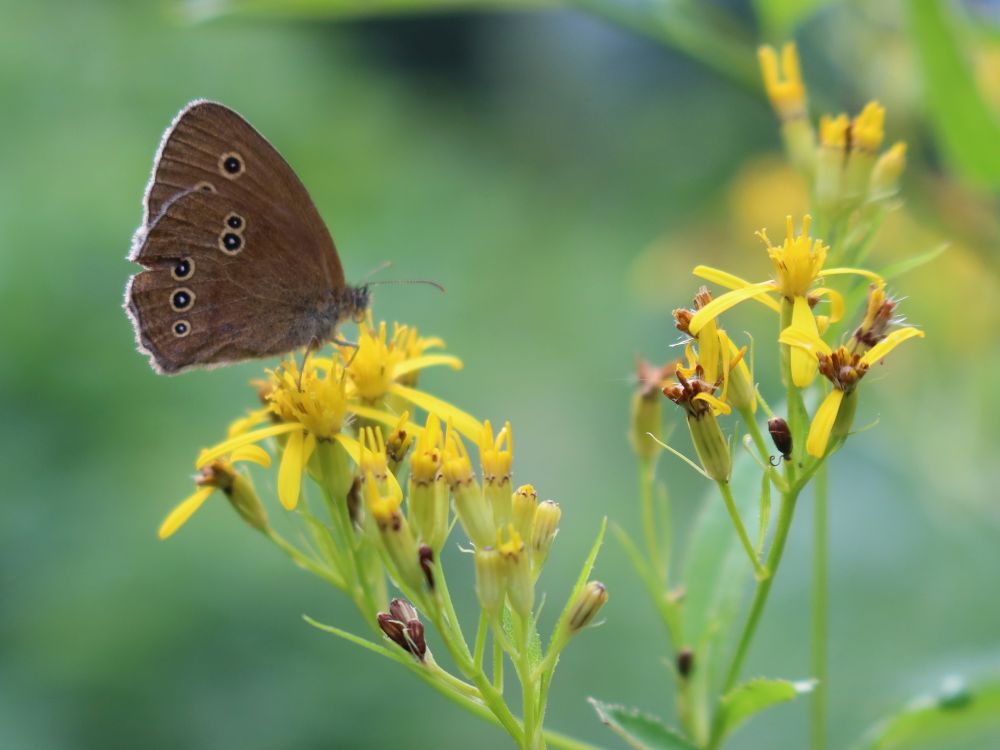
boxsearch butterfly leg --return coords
[332,336,359,384]
[297,338,323,392]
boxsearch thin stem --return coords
[265,529,345,590]
[716,481,768,580]
[721,485,800,692]
[811,462,829,750]
[518,614,541,749]
[638,458,665,582]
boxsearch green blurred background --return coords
[2,0,999,748]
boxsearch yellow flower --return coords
[689,215,882,387]
[675,288,754,412]
[779,326,925,456]
[192,357,371,511]
[345,320,461,402]
[758,43,807,121]
[158,448,271,540]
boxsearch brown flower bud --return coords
[677,647,694,679]
[768,417,793,460]
[418,544,435,590]
[378,599,426,660]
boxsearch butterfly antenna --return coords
[367,279,446,294]
[362,260,394,281]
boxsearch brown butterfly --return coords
[125,100,370,374]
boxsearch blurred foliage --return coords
[1,0,999,748]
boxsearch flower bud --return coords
[499,528,533,618]
[767,417,793,460]
[531,500,561,572]
[676,647,694,679]
[568,581,608,632]
[474,547,505,616]
[510,484,537,543]
[377,599,427,660]
[688,412,731,483]
[385,413,414,475]
[418,544,435,590]
[831,389,859,445]
[365,473,424,591]
[870,141,906,200]
[480,421,513,528]
[443,428,494,548]
[198,461,268,533]
[632,358,674,460]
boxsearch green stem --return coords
[518,614,542,749]
[716,481,768,580]
[721,484,801,693]
[265,529,345,590]
[638,458,665,583]
[811,462,829,750]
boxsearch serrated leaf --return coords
[713,677,815,743]
[853,675,1000,750]
[589,698,698,750]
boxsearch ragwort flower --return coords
[689,215,882,388]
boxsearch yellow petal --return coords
[389,384,481,441]
[333,433,403,500]
[693,266,781,312]
[693,392,732,415]
[196,423,301,468]
[820,267,884,285]
[393,354,463,380]
[350,404,423,437]
[779,324,833,357]
[860,327,925,366]
[807,389,845,457]
[333,432,362,464]
[278,429,307,510]
[688,281,779,335]
[811,287,845,323]
[699,325,721,384]
[227,408,271,438]
[789,296,821,388]
[230,444,272,468]
[158,486,214,540]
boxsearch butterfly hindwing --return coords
[127,189,334,373]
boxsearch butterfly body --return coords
[126,100,368,374]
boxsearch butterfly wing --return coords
[127,101,347,373]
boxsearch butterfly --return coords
[125,100,370,374]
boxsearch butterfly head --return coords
[346,284,372,324]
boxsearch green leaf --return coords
[588,698,698,750]
[552,517,607,638]
[877,243,949,281]
[908,0,1000,187]
[713,677,815,743]
[753,0,828,37]
[853,675,1000,750]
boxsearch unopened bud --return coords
[688,412,731,483]
[385,416,414,474]
[568,581,608,632]
[869,141,906,200]
[377,599,426,660]
[767,417,793,460]
[499,528,533,618]
[531,500,561,572]
[418,544,435,590]
[474,547,505,616]
[198,461,268,533]
[676,647,694,679]
[511,484,538,542]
